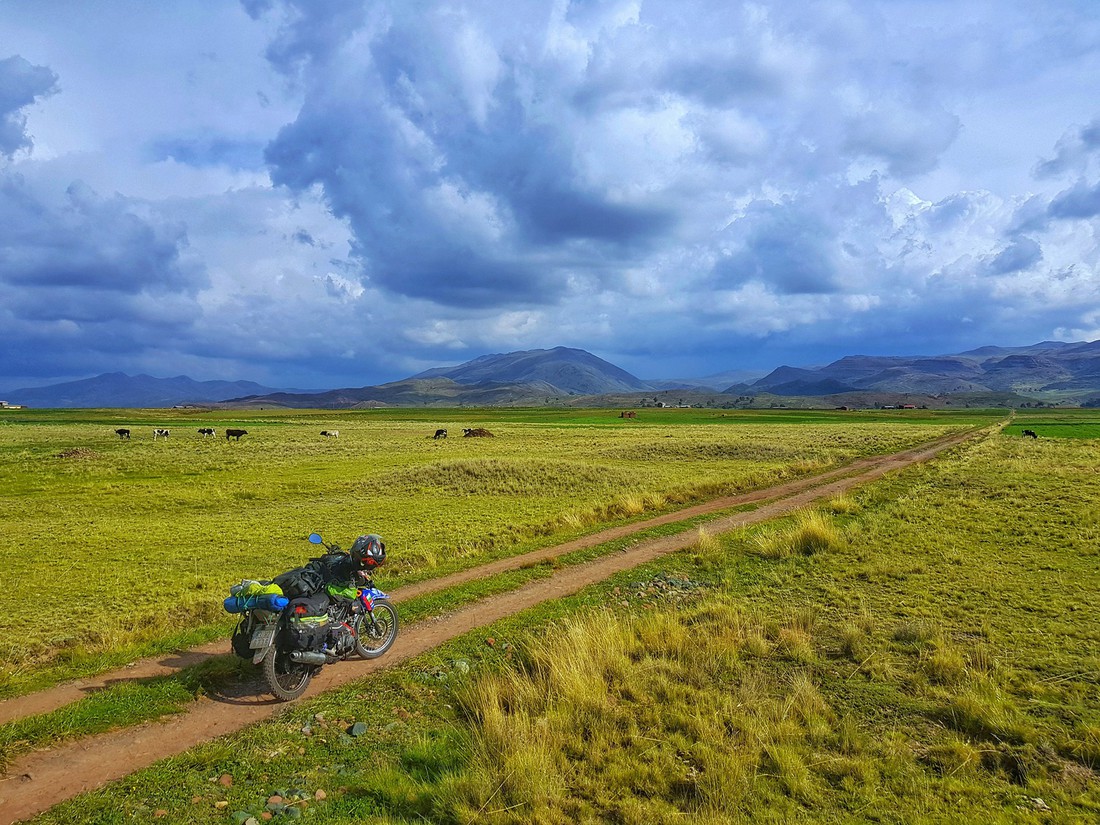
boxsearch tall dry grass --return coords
[751,509,843,558]
[448,603,863,822]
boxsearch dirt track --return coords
[0,427,986,823]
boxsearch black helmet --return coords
[350,534,386,569]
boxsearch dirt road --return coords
[0,427,984,823]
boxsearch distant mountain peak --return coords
[412,347,653,395]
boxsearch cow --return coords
[320,430,339,438]
[462,427,494,437]
[619,410,637,419]
[1022,429,1038,439]
[225,428,248,441]
[433,429,448,439]
[115,428,131,439]
[153,428,170,440]
[198,428,216,438]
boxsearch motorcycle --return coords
[225,532,399,701]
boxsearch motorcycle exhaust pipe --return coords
[289,650,328,666]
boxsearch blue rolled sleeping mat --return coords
[223,580,289,613]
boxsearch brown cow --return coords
[619,411,636,418]
[225,428,248,441]
[462,427,494,437]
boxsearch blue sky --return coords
[1,0,1099,391]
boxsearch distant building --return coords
[0,401,24,409]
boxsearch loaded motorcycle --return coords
[224,532,399,701]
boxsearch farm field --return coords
[5,409,1098,822]
[0,406,990,696]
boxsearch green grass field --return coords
[16,408,1100,823]
[0,407,986,694]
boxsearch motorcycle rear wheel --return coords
[261,646,313,701]
[353,600,398,658]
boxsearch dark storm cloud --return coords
[843,106,961,178]
[253,0,979,320]
[986,236,1043,275]
[261,14,675,310]
[713,200,840,296]
[1034,117,1100,178]
[662,54,787,105]
[266,97,562,307]
[0,55,58,157]
[1048,181,1100,220]
[245,0,368,75]
[0,174,206,382]
[925,193,983,229]
[0,180,201,294]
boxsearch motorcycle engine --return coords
[333,623,356,656]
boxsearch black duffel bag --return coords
[273,565,324,599]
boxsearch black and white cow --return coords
[320,430,339,438]
[225,428,248,441]
[433,428,447,439]
[198,428,216,437]
[1022,429,1038,439]
[153,428,170,440]
[115,428,131,439]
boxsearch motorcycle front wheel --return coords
[261,646,313,701]
[353,599,398,658]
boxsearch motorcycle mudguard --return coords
[250,625,278,664]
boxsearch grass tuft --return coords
[752,510,842,558]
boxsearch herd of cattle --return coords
[431,428,494,439]
[116,427,250,441]
[114,426,494,441]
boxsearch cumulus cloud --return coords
[1034,118,1100,179]
[237,0,1100,377]
[0,55,58,157]
[3,1,1100,389]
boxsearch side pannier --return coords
[280,592,332,651]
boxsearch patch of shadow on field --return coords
[54,448,100,460]
[366,459,637,496]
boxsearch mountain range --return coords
[5,341,1100,409]
[731,340,1100,400]
[0,373,289,409]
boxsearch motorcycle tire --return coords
[353,599,398,659]
[261,645,313,701]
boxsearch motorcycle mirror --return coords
[307,532,324,544]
